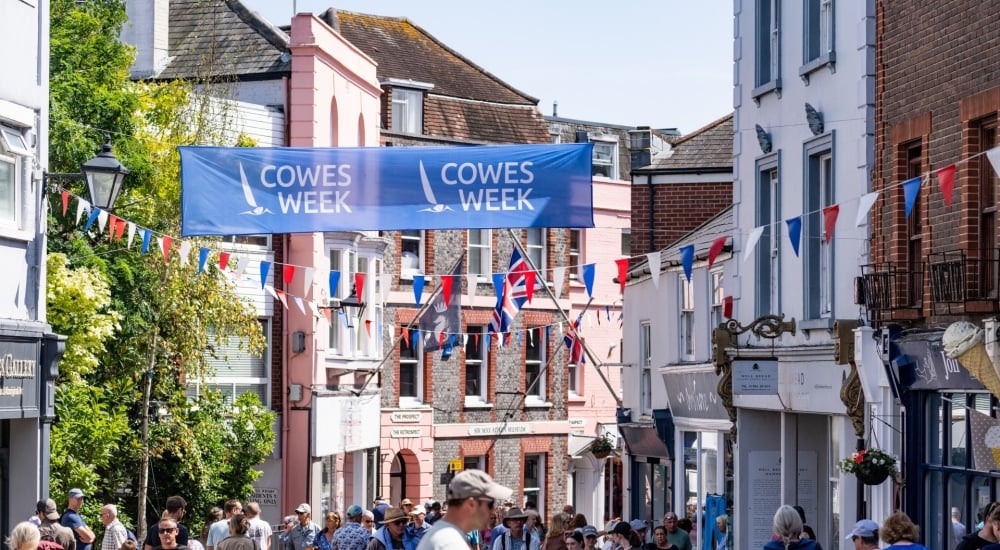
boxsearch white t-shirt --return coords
[416,519,469,550]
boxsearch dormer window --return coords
[384,79,434,135]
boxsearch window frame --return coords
[400,230,425,280]
[523,454,546,512]
[755,153,782,317]
[464,325,489,406]
[327,248,381,358]
[679,277,695,361]
[569,229,583,280]
[525,228,547,276]
[710,269,725,338]
[193,318,271,407]
[525,326,546,403]
[639,322,652,415]
[398,333,423,407]
[591,138,619,179]
[0,152,17,226]
[804,132,835,319]
[753,0,782,100]
[975,116,998,299]
[391,88,423,135]
[467,229,492,280]
[800,0,836,81]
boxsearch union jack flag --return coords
[489,246,536,334]
[563,317,585,365]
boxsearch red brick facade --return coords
[631,182,733,257]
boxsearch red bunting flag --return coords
[401,327,410,348]
[822,204,840,244]
[936,164,956,207]
[441,275,454,308]
[438,332,446,348]
[474,332,479,348]
[115,219,127,241]
[160,236,173,263]
[364,320,371,337]
[61,190,69,216]
[107,215,118,242]
[219,251,231,271]
[708,236,728,267]
[355,273,365,299]
[321,307,332,325]
[283,265,295,287]
[615,258,629,295]
[524,270,536,303]
[275,289,288,309]
[723,296,733,318]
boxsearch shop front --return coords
[621,418,672,523]
[732,352,856,550]
[311,390,381,514]
[662,365,732,549]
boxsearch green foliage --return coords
[47,0,277,535]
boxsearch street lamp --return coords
[321,285,367,328]
[45,135,129,210]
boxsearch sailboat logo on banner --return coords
[239,163,273,216]
[418,161,454,213]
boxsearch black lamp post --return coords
[322,285,367,328]
[45,134,129,211]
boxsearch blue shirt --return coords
[61,509,91,550]
[331,522,372,550]
[288,522,321,550]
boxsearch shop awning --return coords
[568,434,597,458]
[620,426,670,461]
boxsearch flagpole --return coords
[506,228,622,406]
[351,251,467,396]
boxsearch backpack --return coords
[500,532,531,550]
[38,533,65,550]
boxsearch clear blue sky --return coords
[240,1,733,135]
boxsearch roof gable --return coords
[641,113,734,171]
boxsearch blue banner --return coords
[179,144,594,236]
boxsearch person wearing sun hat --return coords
[368,508,411,550]
[417,470,512,550]
[331,505,373,550]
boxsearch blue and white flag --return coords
[179,144,594,235]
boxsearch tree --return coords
[47,0,276,538]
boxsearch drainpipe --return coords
[647,174,654,252]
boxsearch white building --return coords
[728,0,877,545]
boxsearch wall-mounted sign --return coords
[733,360,778,395]
[391,411,422,423]
[468,422,531,436]
[390,427,422,438]
[663,368,729,420]
[0,340,41,418]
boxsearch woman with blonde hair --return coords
[880,512,928,550]
[763,506,817,550]
[316,512,341,550]
[544,514,570,550]
[6,522,40,550]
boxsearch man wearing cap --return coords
[424,504,442,526]
[845,519,879,550]
[373,498,390,525]
[37,499,75,550]
[368,508,410,550]
[490,508,539,550]
[61,489,95,550]
[285,504,321,550]
[660,514,689,550]
[145,496,190,550]
[405,506,430,550]
[418,469,512,550]
[628,521,647,545]
[331,505,372,550]
[207,501,242,550]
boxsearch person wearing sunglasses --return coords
[416,470,512,550]
[155,518,190,550]
[368,508,411,550]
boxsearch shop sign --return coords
[568,418,586,432]
[733,360,778,395]
[391,411,422,423]
[662,368,730,420]
[892,331,984,391]
[313,392,380,455]
[250,488,279,507]
[390,427,423,438]
[0,340,41,418]
[468,422,531,436]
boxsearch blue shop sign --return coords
[889,330,984,391]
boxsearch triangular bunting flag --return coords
[84,207,100,231]
[743,226,765,263]
[293,296,306,315]
[615,258,629,295]
[856,192,879,227]
[329,271,341,298]
[275,289,288,309]
[708,236,728,267]
[524,270,536,304]
[114,218,127,242]
[198,247,210,274]
[785,217,802,257]
[822,204,840,244]
[302,267,315,296]
[679,245,694,282]
[582,263,595,299]
[235,255,249,282]
[283,265,296,287]
[552,266,566,299]
[75,199,89,225]
[127,222,137,248]
[365,319,371,337]
[354,273,365,300]
[321,306,332,325]
[61,190,69,216]
[178,241,192,267]
[935,164,956,207]
[141,229,152,254]
[97,210,109,234]
[107,215,118,242]
[401,327,410,349]
[903,177,921,218]
[987,146,1000,178]
[441,275,454,308]
[413,275,425,306]
[159,236,173,263]
[219,251,231,271]
[466,273,477,305]
[438,332,446,348]
[263,285,279,301]
[260,261,271,289]
[646,251,661,288]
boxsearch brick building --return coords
[859,2,1000,546]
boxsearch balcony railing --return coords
[928,249,1000,311]
[858,262,924,321]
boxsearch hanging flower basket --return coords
[839,448,897,486]
[591,434,614,459]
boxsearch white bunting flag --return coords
[126,222,137,248]
[234,255,249,282]
[646,251,661,288]
[742,226,766,263]
[178,241,192,267]
[856,192,880,227]
[97,210,109,234]
[987,146,1000,178]
[466,273,477,305]
[302,267,316,296]
[264,285,278,301]
[552,266,567,299]
[293,295,306,315]
[75,199,90,225]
